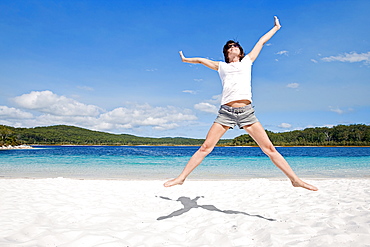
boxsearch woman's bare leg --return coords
[164,123,229,187]
[243,122,318,191]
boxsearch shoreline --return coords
[0,145,33,150]
[0,176,368,181]
[1,176,282,180]
[18,144,370,148]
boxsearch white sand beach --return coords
[0,178,369,247]
[0,145,33,150]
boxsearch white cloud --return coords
[153,123,180,131]
[183,90,197,94]
[77,86,94,91]
[328,106,353,114]
[208,94,222,105]
[98,104,197,130]
[194,102,218,114]
[286,83,299,89]
[310,59,318,63]
[329,106,344,114]
[193,95,221,114]
[278,123,292,129]
[3,91,199,133]
[14,90,102,116]
[0,106,33,119]
[276,50,289,56]
[322,51,370,64]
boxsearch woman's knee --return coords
[261,144,278,157]
[199,142,214,155]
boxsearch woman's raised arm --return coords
[247,16,281,62]
[179,51,219,71]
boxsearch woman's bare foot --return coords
[292,179,318,191]
[164,178,185,187]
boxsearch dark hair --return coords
[223,40,245,63]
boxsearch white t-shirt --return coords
[218,56,253,105]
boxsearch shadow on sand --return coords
[156,196,276,221]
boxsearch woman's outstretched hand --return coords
[178,51,219,70]
[274,16,281,29]
[179,51,185,61]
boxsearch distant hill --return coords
[1,124,369,146]
[1,125,230,146]
[232,124,370,146]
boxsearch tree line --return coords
[232,124,370,146]
[1,124,369,147]
[0,125,20,146]
[0,125,217,146]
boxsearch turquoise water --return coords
[0,146,369,179]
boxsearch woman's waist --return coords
[224,100,251,108]
[220,103,253,113]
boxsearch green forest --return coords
[0,125,216,146]
[1,124,370,147]
[232,124,370,146]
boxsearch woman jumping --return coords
[164,16,318,191]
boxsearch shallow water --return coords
[0,146,369,179]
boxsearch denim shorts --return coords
[214,104,259,129]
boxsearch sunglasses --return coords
[228,44,240,49]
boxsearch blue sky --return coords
[1,0,369,139]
